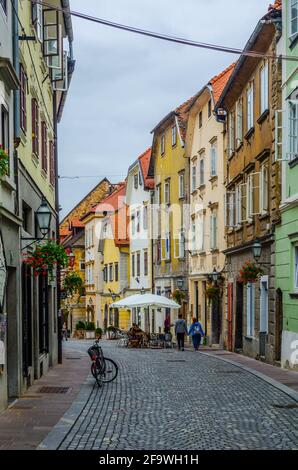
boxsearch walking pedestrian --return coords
[174,314,188,351]
[188,317,204,351]
[62,322,68,341]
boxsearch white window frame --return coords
[199,157,205,186]
[235,185,242,226]
[260,62,269,115]
[246,283,255,338]
[225,191,236,228]
[290,0,298,38]
[164,181,170,205]
[246,172,261,218]
[210,213,217,250]
[236,99,243,146]
[294,244,298,291]
[161,135,165,155]
[288,100,298,161]
[275,109,286,161]
[260,165,269,214]
[32,2,43,42]
[192,163,197,192]
[179,173,185,198]
[197,214,205,252]
[229,111,235,156]
[172,125,177,147]
[210,142,217,177]
[247,83,254,132]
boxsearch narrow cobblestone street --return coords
[40,340,298,451]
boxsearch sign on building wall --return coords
[0,231,7,313]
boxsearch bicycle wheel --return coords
[101,357,118,383]
[91,362,103,387]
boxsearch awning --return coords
[110,293,180,310]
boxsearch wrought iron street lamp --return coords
[212,269,219,284]
[177,278,184,289]
[140,287,145,295]
[36,198,52,236]
[252,240,262,262]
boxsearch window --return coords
[22,201,32,234]
[136,210,141,233]
[161,135,165,155]
[235,185,242,226]
[260,165,269,214]
[49,141,55,186]
[32,98,39,157]
[290,0,298,37]
[41,122,48,173]
[210,142,217,177]
[246,283,255,337]
[294,245,298,290]
[172,125,177,146]
[236,99,243,146]
[247,83,254,131]
[132,254,135,277]
[131,214,136,236]
[79,260,85,271]
[229,111,235,156]
[109,264,113,282]
[191,220,196,251]
[144,250,148,276]
[179,230,185,258]
[192,163,197,192]
[165,233,171,261]
[208,99,212,118]
[210,213,217,250]
[156,238,161,263]
[1,105,9,174]
[260,62,269,114]
[199,111,203,129]
[226,192,235,228]
[134,174,138,190]
[20,65,27,133]
[198,215,205,251]
[199,158,205,186]
[179,173,185,198]
[289,100,298,159]
[156,185,161,204]
[115,263,119,282]
[139,171,142,186]
[0,0,7,14]
[103,265,108,283]
[32,1,43,42]
[164,181,170,205]
[246,172,260,218]
[143,206,148,230]
[137,252,141,277]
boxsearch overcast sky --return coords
[58,0,272,219]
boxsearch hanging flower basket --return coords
[63,272,84,297]
[172,289,186,305]
[24,240,69,279]
[238,261,263,285]
[206,286,220,305]
[0,146,9,177]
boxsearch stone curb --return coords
[200,351,298,403]
[37,376,95,451]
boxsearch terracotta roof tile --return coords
[174,95,197,140]
[209,63,236,104]
[268,0,282,11]
[70,218,84,228]
[138,147,154,189]
[91,182,126,215]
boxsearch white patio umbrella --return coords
[110,293,180,310]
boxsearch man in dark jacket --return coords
[174,314,188,351]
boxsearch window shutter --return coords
[288,100,298,161]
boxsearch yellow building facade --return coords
[149,98,195,328]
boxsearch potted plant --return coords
[206,286,220,306]
[75,321,86,340]
[238,261,263,285]
[24,240,69,280]
[95,327,103,339]
[0,146,9,177]
[84,322,96,340]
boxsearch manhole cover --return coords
[217,370,242,374]
[167,360,186,363]
[272,403,298,409]
[38,387,70,394]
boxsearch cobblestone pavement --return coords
[56,341,298,450]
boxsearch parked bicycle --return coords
[87,340,118,387]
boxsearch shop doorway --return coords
[7,267,19,399]
[211,298,221,345]
[275,288,283,362]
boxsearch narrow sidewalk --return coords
[0,342,90,450]
[198,347,298,395]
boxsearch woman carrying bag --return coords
[188,317,205,351]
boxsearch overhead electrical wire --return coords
[30,0,297,62]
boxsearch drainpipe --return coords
[53,91,62,364]
[12,0,20,214]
